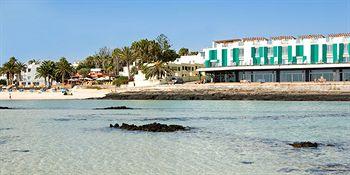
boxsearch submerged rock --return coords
[0,106,11,109]
[109,122,189,132]
[95,106,132,110]
[289,142,318,148]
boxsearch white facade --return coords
[203,34,350,67]
[21,63,46,86]
[172,52,205,64]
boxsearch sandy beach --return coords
[0,88,110,100]
[1,82,350,100]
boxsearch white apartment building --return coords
[198,33,350,82]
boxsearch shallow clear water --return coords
[0,100,349,175]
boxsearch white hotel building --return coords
[197,33,350,82]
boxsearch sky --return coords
[0,0,349,64]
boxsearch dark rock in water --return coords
[0,106,11,109]
[12,149,30,153]
[240,161,254,164]
[95,106,132,110]
[109,122,189,132]
[109,124,114,127]
[289,142,318,148]
[326,144,336,147]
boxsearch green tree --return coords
[156,34,171,51]
[15,61,27,82]
[143,61,173,80]
[77,68,90,78]
[28,59,41,65]
[158,49,179,62]
[131,39,161,64]
[36,60,56,88]
[56,57,73,84]
[178,48,189,56]
[0,57,26,85]
[112,48,121,76]
[115,47,136,80]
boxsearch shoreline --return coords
[0,88,110,100]
[100,89,350,101]
[1,82,350,101]
[100,82,350,101]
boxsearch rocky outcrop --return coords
[95,106,132,110]
[0,106,11,109]
[109,122,189,132]
[289,142,318,148]
[100,90,350,101]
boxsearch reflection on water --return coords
[0,100,349,174]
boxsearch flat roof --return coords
[197,63,350,72]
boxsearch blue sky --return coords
[0,0,349,64]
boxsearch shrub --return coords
[112,76,129,87]
[0,79,7,86]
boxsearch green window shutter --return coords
[251,47,256,65]
[292,56,297,64]
[232,48,239,66]
[264,47,268,64]
[209,50,213,60]
[204,60,210,68]
[258,47,264,65]
[288,46,293,63]
[296,45,303,56]
[311,44,319,64]
[273,46,277,57]
[277,46,282,64]
[322,44,327,63]
[269,57,274,65]
[209,50,217,60]
[348,43,350,56]
[339,43,344,63]
[333,44,338,63]
[221,49,228,67]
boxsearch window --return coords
[255,48,259,57]
[239,48,244,57]
[268,48,273,57]
[327,45,333,53]
[177,67,180,71]
[28,69,31,72]
[282,47,288,55]
[344,43,349,54]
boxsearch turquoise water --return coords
[0,100,349,174]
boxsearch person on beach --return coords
[9,92,12,99]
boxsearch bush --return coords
[0,79,7,86]
[113,76,129,87]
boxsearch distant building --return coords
[198,33,350,82]
[20,63,46,87]
[169,53,205,81]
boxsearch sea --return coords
[0,100,349,175]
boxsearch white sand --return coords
[0,88,110,100]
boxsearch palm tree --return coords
[36,60,56,88]
[115,47,136,80]
[112,48,121,77]
[143,61,173,80]
[28,59,41,65]
[56,57,73,84]
[1,57,24,85]
[15,61,27,82]
[131,39,161,64]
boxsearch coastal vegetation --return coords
[0,34,183,87]
[0,57,26,85]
